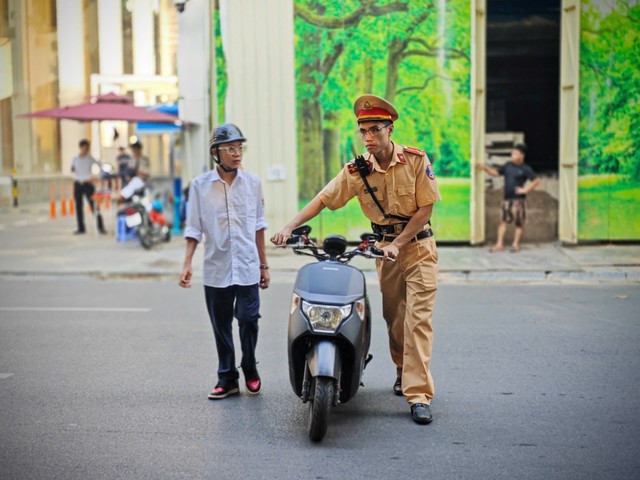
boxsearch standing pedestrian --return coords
[130,141,150,181]
[71,139,104,235]
[478,143,540,252]
[116,146,132,186]
[271,95,441,424]
[179,123,270,400]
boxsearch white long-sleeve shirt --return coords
[184,168,268,288]
[71,155,99,182]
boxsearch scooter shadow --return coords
[289,386,410,444]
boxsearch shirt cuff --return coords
[256,219,268,231]
[183,227,202,242]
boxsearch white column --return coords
[97,0,125,155]
[9,0,33,175]
[133,0,156,76]
[220,0,298,232]
[98,0,124,75]
[56,0,88,173]
[177,0,212,179]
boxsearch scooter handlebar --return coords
[286,235,302,245]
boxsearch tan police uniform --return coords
[318,141,441,406]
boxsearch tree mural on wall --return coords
[294,0,471,201]
[577,0,640,240]
[579,0,640,182]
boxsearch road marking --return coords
[13,220,29,227]
[0,373,14,379]
[0,307,151,313]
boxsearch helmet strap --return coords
[214,147,238,173]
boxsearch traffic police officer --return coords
[271,94,440,424]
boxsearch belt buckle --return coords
[393,223,404,234]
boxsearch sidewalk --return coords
[1,204,639,283]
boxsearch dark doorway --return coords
[486,0,561,174]
[484,0,561,244]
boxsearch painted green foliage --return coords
[214,1,227,123]
[579,0,640,240]
[293,0,472,239]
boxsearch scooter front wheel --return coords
[138,228,153,250]
[308,376,333,442]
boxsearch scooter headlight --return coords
[301,301,352,332]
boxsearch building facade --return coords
[3,0,639,242]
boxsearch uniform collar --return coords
[368,142,402,172]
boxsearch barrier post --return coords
[11,168,18,207]
[172,177,183,235]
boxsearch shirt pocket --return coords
[395,184,416,213]
[356,185,384,221]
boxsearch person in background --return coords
[118,141,150,202]
[478,143,540,253]
[130,141,150,181]
[116,146,132,186]
[179,123,270,400]
[71,139,105,235]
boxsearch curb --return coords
[1,269,638,284]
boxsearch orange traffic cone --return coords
[49,184,56,219]
[60,182,67,216]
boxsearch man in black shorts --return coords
[478,143,540,252]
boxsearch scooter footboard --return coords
[307,341,342,380]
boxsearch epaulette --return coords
[403,145,426,157]
[347,158,373,175]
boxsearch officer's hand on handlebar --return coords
[270,228,293,247]
[381,243,399,261]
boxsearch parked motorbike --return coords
[120,194,170,250]
[286,225,385,441]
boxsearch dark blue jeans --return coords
[204,284,260,383]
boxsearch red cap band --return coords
[356,107,393,122]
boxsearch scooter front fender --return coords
[307,341,341,380]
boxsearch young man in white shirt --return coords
[179,124,270,399]
[71,139,104,234]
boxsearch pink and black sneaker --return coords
[208,381,239,400]
[246,378,261,395]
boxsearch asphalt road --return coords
[0,275,639,480]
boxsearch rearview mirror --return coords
[292,225,311,236]
[360,232,380,242]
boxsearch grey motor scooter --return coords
[286,225,385,441]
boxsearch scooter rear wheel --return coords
[308,376,333,442]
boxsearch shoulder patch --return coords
[426,163,436,180]
[347,159,373,175]
[403,145,426,157]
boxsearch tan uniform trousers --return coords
[376,235,438,405]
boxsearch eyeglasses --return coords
[217,145,246,155]
[358,125,390,138]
